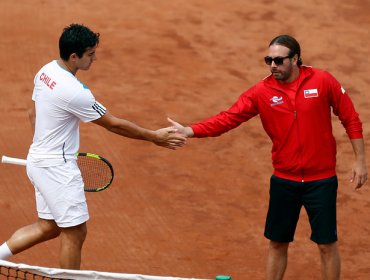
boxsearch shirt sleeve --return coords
[191,86,259,137]
[327,72,363,139]
[67,88,107,123]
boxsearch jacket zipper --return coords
[269,70,308,182]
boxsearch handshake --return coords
[152,118,193,150]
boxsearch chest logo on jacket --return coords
[270,96,284,106]
[303,88,318,98]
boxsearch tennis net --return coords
[0,260,231,280]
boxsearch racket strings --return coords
[77,156,112,191]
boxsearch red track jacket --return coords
[191,66,363,182]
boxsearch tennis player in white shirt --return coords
[0,23,186,269]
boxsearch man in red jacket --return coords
[168,35,367,280]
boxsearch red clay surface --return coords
[0,1,369,279]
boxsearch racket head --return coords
[77,152,114,192]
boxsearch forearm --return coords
[351,138,366,161]
[108,119,156,142]
[350,138,368,188]
[93,112,155,142]
[94,113,186,150]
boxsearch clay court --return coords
[0,0,369,279]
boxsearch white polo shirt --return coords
[28,60,106,167]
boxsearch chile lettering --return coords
[40,72,56,90]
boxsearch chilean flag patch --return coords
[303,88,318,98]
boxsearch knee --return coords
[317,242,338,255]
[77,224,87,241]
[62,223,87,244]
[269,241,289,252]
[38,220,61,240]
[71,223,87,241]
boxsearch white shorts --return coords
[26,160,89,228]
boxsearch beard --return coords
[272,70,288,81]
[271,64,293,82]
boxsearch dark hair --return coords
[59,23,100,60]
[269,35,302,66]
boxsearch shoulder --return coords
[240,82,263,95]
[302,66,336,80]
[237,81,266,103]
[54,65,91,94]
[303,67,344,96]
[34,61,53,78]
[68,86,95,107]
[36,60,61,75]
[258,74,275,90]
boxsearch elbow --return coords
[28,109,36,128]
[105,122,119,133]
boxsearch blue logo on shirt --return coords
[79,81,89,89]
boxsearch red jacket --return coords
[191,66,363,182]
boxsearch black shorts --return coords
[264,175,338,244]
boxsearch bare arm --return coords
[28,104,36,132]
[350,138,368,189]
[92,112,186,150]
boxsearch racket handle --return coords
[1,156,27,166]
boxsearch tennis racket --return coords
[1,153,114,192]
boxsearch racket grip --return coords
[1,156,27,166]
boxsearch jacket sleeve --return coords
[327,72,363,139]
[191,86,259,137]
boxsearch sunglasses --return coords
[264,54,293,66]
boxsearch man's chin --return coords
[81,65,91,71]
[272,73,283,80]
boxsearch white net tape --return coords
[0,260,213,280]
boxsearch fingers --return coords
[167,139,186,148]
[168,133,187,141]
[167,118,178,129]
[167,117,185,131]
[154,123,187,149]
[352,172,368,190]
[167,117,180,126]
[355,175,368,189]
[350,162,368,189]
[161,141,186,150]
[157,126,178,133]
[350,169,355,183]
[153,135,186,150]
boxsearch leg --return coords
[302,177,339,279]
[264,176,302,280]
[6,218,60,255]
[267,241,289,280]
[59,222,87,269]
[318,242,340,280]
[26,162,89,269]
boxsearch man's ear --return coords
[69,53,78,62]
[292,54,299,66]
